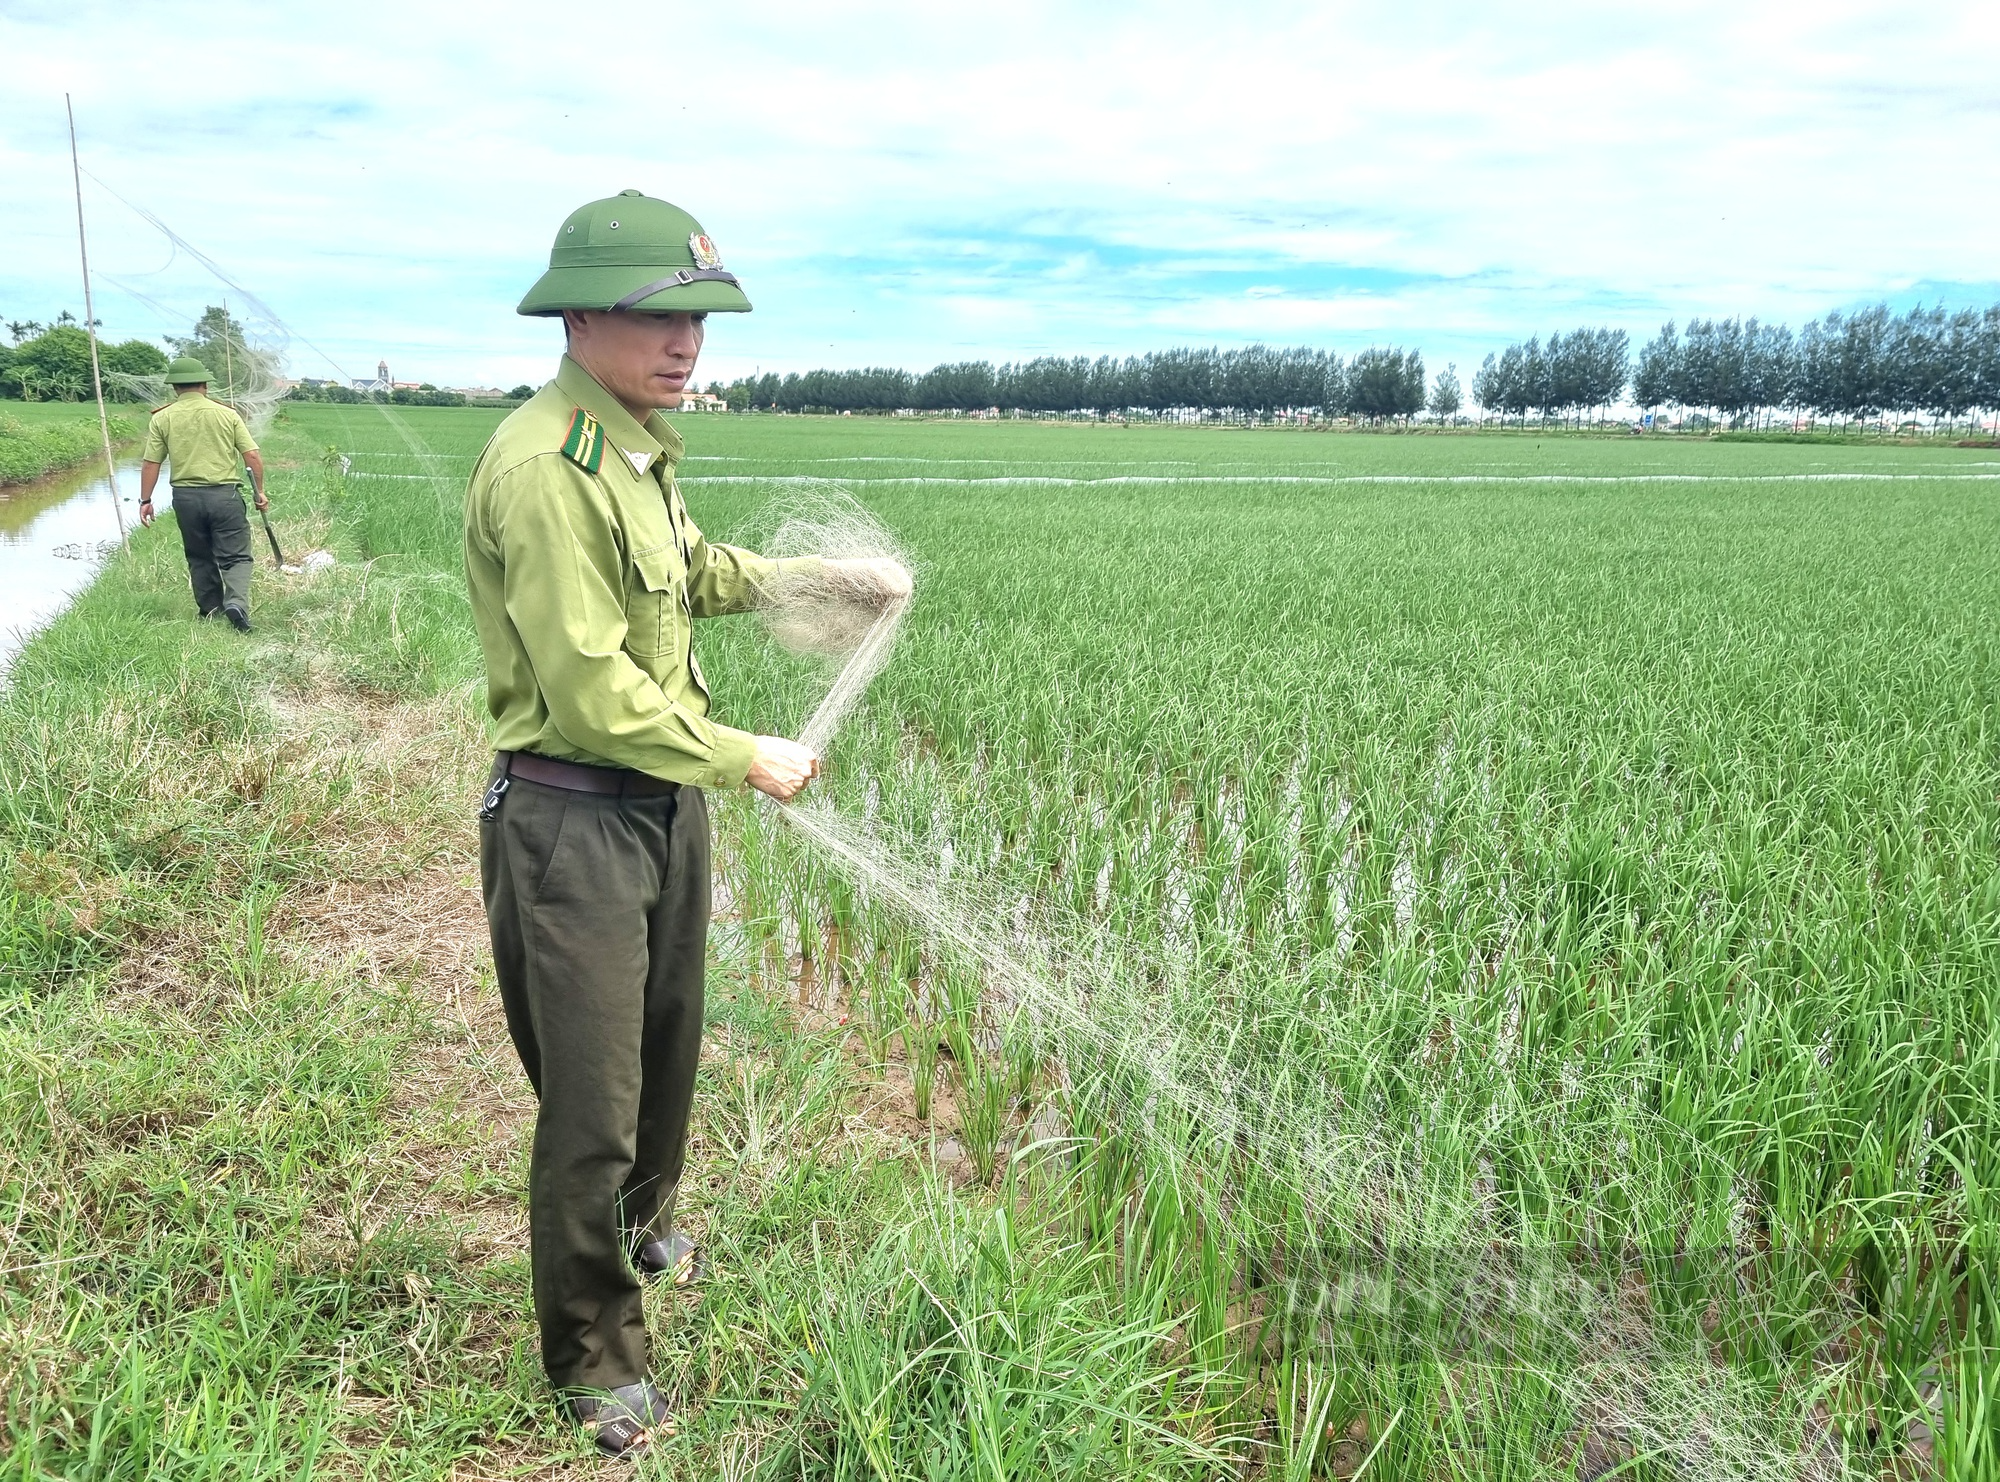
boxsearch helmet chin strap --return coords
[610,268,741,312]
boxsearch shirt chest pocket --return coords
[625,543,687,660]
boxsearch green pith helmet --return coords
[164,356,213,385]
[517,190,752,317]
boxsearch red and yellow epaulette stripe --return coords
[560,408,605,473]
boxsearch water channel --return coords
[0,455,155,674]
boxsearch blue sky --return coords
[3,0,1995,392]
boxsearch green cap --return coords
[517,190,752,317]
[164,356,213,385]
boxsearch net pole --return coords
[221,298,236,409]
[66,93,128,545]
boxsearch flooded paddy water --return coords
[0,457,151,673]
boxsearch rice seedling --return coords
[902,987,942,1124]
[944,1016,1011,1185]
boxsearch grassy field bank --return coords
[0,403,140,487]
[2,404,1995,1477]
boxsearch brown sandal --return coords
[634,1232,702,1287]
[567,1379,670,1458]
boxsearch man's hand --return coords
[138,459,161,526]
[826,556,912,608]
[746,735,820,802]
[245,450,268,512]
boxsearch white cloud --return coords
[2,0,1993,387]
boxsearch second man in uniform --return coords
[138,356,267,631]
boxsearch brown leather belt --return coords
[498,750,679,797]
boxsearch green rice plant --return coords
[1003,1005,1041,1110]
[903,993,941,1124]
[945,1017,1011,1185]
[843,947,892,1068]
[840,913,904,1067]
[1271,1353,1339,1482]
[1930,1330,1994,1480]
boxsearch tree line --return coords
[716,344,1439,422]
[16,297,1999,432]
[1,306,284,405]
[713,300,2000,431]
[1,313,167,401]
[285,382,469,407]
[1477,303,2000,431]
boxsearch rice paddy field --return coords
[2,402,1995,1478]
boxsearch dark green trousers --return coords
[170,484,253,616]
[479,764,711,1394]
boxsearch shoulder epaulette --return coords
[559,408,605,473]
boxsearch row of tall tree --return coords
[1634,305,2000,428]
[1472,328,1630,426]
[1476,303,2000,429]
[284,382,468,407]
[1,314,167,401]
[0,306,290,404]
[17,298,1999,429]
[717,300,2000,428]
[718,344,1434,421]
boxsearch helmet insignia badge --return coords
[689,233,724,270]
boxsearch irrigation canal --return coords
[0,456,151,674]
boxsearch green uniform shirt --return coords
[141,389,257,486]
[464,355,806,789]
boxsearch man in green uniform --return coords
[138,356,267,631]
[464,190,907,1457]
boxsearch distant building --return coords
[448,386,509,400]
[674,392,727,412]
[350,358,392,393]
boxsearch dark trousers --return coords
[478,763,711,1394]
[170,484,253,616]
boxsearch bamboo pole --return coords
[65,93,128,546]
